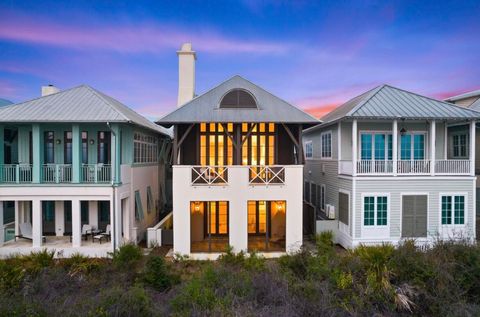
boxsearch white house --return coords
[0,85,171,257]
[303,85,480,248]
[156,43,320,259]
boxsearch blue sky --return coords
[0,0,479,119]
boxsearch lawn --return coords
[1,233,479,316]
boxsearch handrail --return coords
[191,166,228,185]
[249,165,285,185]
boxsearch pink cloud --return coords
[0,14,289,54]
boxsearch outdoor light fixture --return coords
[55,139,61,145]
[400,128,407,136]
[89,139,95,145]
[277,201,284,212]
[194,201,200,212]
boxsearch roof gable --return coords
[156,75,320,125]
[321,85,480,124]
[0,85,170,136]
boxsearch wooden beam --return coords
[220,123,237,148]
[297,124,304,164]
[172,125,178,165]
[177,123,194,148]
[241,123,257,145]
[281,123,300,148]
[235,124,241,164]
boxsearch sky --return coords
[0,0,479,120]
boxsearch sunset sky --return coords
[0,0,479,120]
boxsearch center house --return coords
[157,44,319,259]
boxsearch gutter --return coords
[106,122,117,251]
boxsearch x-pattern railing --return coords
[191,166,228,185]
[249,166,285,185]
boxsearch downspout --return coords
[107,122,117,251]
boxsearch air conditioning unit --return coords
[326,204,335,219]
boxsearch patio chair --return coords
[102,224,111,241]
[15,222,46,242]
[93,225,111,244]
[81,224,92,241]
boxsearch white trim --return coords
[360,192,391,239]
[399,192,430,239]
[430,121,435,176]
[393,120,398,176]
[351,178,356,238]
[352,120,357,176]
[438,192,468,228]
[320,131,333,159]
[469,121,475,176]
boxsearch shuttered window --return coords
[147,186,154,214]
[135,190,144,221]
[338,192,349,225]
[320,185,326,211]
[402,195,427,237]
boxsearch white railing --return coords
[42,164,72,183]
[340,159,471,175]
[397,160,430,174]
[147,211,173,248]
[191,166,228,185]
[357,160,393,174]
[81,164,111,183]
[0,164,32,183]
[249,165,285,185]
[435,160,470,175]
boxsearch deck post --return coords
[430,120,435,176]
[0,124,3,170]
[393,120,398,176]
[0,202,4,246]
[32,199,42,247]
[32,124,42,183]
[14,201,20,236]
[352,120,357,176]
[72,124,81,183]
[470,121,476,176]
[72,199,81,247]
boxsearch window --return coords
[452,134,468,158]
[98,132,111,164]
[241,123,275,165]
[304,181,310,203]
[135,190,144,221]
[98,201,110,222]
[219,89,257,108]
[64,131,72,164]
[42,201,55,221]
[360,132,393,160]
[44,131,55,164]
[305,141,313,158]
[134,131,159,163]
[320,184,326,211]
[363,195,388,226]
[81,201,89,223]
[147,186,154,214]
[82,132,88,164]
[441,195,465,225]
[400,133,425,160]
[200,123,234,166]
[321,131,332,158]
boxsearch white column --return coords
[470,121,476,176]
[88,201,98,229]
[14,201,20,236]
[430,120,436,176]
[32,199,42,247]
[338,122,342,171]
[55,201,65,236]
[0,202,4,246]
[393,120,398,176]
[352,120,357,176]
[72,199,81,247]
[109,198,117,250]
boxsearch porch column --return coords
[393,120,398,176]
[298,124,304,164]
[0,202,4,246]
[72,199,81,247]
[430,120,436,176]
[88,201,98,229]
[0,124,4,167]
[54,201,64,236]
[470,121,476,176]
[72,124,81,183]
[14,201,20,236]
[352,120,357,176]
[32,124,42,183]
[235,124,241,165]
[32,199,42,247]
[110,124,121,184]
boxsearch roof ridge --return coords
[383,84,480,116]
[346,84,385,116]
[83,86,130,122]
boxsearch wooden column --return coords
[235,124,242,165]
[297,124,304,164]
[430,120,436,176]
[173,125,178,165]
[470,121,476,176]
[352,120,358,176]
[393,120,398,176]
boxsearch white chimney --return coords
[177,43,196,107]
[41,84,60,96]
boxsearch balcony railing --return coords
[191,166,228,185]
[81,164,112,183]
[249,166,286,185]
[42,164,72,183]
[0,164,32,183]
[339,160,472,176]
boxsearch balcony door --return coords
[199,123,233,166]
[241,123,275,166]
[247,201,285,252]
[400,133,425,160]
[359,132,392,173]
[97,132,111,164]
[190,201,229,253]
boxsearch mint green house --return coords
[0,85,171,257]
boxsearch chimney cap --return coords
[177,42,196,58]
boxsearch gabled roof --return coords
[0,85,170,136]
[156,75,320,126]
[319,84,480,125]
[444,89,480,102]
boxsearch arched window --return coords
[219,89,257,108]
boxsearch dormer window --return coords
[219,89,257,109]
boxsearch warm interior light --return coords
[277,201,284,212]
[194,201,200,212]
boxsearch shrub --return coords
[23,249,55,274]
[0,259,25,291]
[111,243,143,269]
[94,285,153,316]
[142,255,179,291]
[60,253,105,276]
